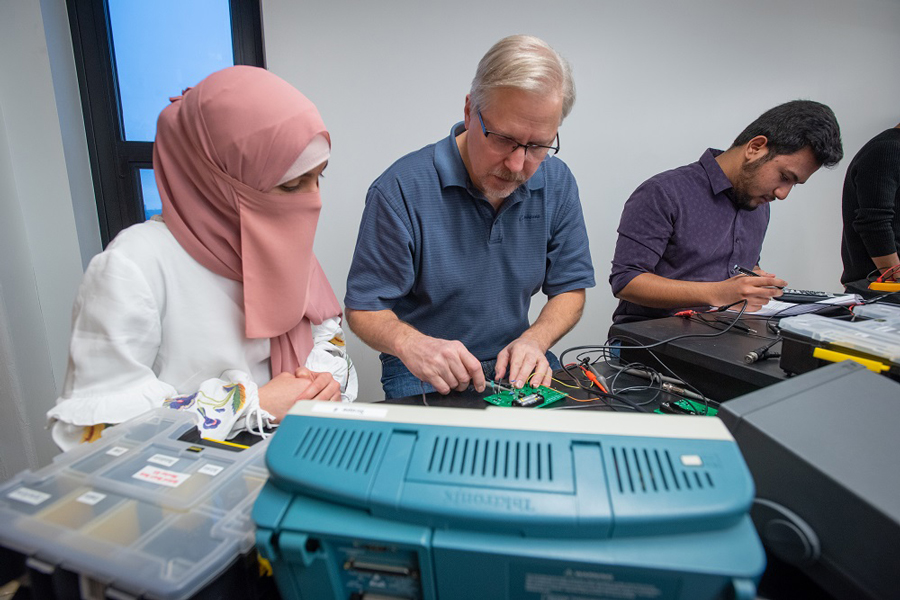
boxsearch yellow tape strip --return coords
[812,347,889,373]
[200,437,250,449]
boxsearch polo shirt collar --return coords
[434,122,547,196]
[700,148,734,196]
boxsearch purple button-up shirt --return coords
[609,149,770,324]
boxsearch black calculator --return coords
[777,288,840,304]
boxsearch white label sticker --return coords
[680,454,703,467]
[147,454,179,467]
[8,487,51,506]
[198,464,224,477]
[76,491,107,506]
[106,446,128,457]
[312,404,388,418]
[132,466,190,488]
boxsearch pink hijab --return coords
[154,65,341,374]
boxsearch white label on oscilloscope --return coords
[680,454,703,467]
[8,487,52,506]
[312,404,388,419]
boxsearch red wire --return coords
[877,264,900,283]
[580,366,609,394]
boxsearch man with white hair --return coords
[345,35,594,399]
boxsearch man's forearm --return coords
[872,252,900,275]
[520,289,586,352]
[617,273,723,309]
[346,308,485,394]
[345,308,421,357]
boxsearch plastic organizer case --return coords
[780,304,900,363]
[0,409,270,600]
[779,303,900,377]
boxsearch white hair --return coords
[469,35,575,124]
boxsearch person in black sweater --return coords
[841,124,900,285]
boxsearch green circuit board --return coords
[483,383,566,408]
[654,399,718,416]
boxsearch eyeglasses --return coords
[477,110,560,161]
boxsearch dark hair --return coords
[731,100,843,168]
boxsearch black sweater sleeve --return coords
[849,137,900,257]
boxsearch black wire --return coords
[581,335,719,407]
[746,336,782,360]
[560,301,749,365]
[559,362,645,412]
[638,301,751,350]
[611,385,664,406]
[866,265,900,284]
[604,359,664,407]
[854,268,900,303]
[688,314,774,340]
[579,344,718,415]
[558,301,763,415]
[862,290,900,304]
[739,298,857,337]
[556,361,621,410]
[562,295,885,417]
[609,340,716,414]
[608,360,649,394]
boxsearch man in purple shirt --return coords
[610,100,843,324]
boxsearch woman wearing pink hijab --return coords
[48,66,356,450]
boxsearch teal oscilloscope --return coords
[253,401,765,600]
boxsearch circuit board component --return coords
[654,399,718,416]
[483,381,566,409]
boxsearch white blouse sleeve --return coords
[47,249,274,449]
[48,248,176,429]
[161,370,274,441]
[306,316,358,402]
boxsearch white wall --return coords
[262,0,900,397]
[1,0,898,477]
[0,0,98,478]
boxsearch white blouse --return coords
[48,220,355,449]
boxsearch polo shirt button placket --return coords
[490,217,503,244]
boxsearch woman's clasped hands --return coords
[259,367,341,422]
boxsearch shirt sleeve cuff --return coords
[48,378,178,428]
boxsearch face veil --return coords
[154,65,341,373]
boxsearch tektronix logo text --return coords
[444,490,534,512]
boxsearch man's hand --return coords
[495,336,552,389]
[712,274,787,312]
[492,290,584,389]
[345,309,486,395]
[397,335,486,395]
[259,368,341,422]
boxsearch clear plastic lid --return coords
[0,408,269,600]
[853,302,900,321]
[780,313,900,363]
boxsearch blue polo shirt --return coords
[345,122,595,361]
